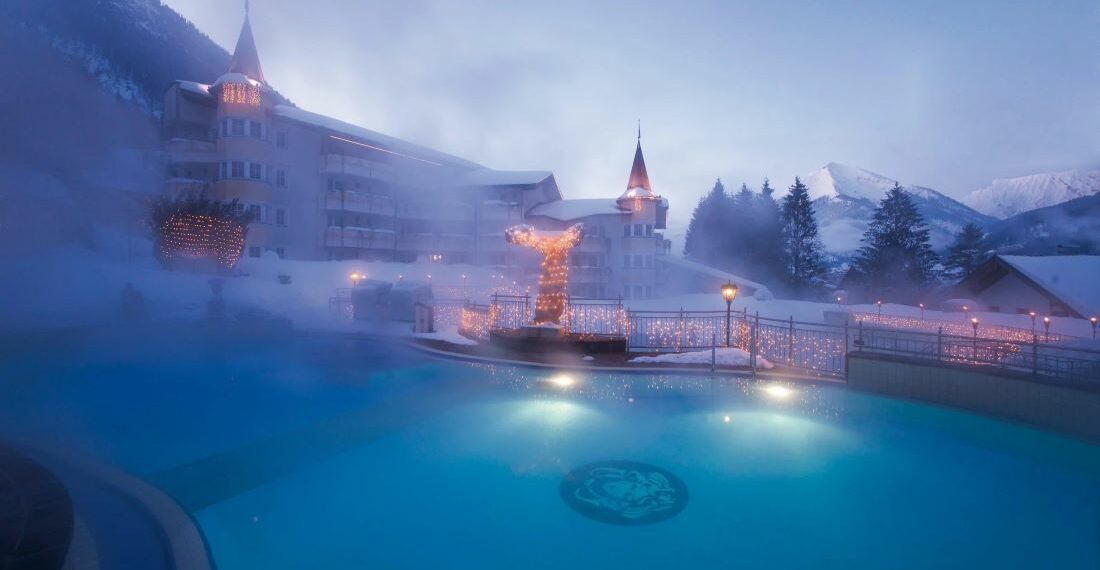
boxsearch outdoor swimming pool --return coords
[3,328,1099,569]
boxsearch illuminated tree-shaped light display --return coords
[505,223,583,325]
[150,192,254,270]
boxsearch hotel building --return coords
[161,10,672,298]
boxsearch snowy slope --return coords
[962,170,1100,219]
[987,193,1100,254]
[801,163,996,255]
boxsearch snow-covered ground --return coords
[631,347,774,369]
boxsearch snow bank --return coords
[631,347,774,368]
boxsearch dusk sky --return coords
[166,0,1099,230]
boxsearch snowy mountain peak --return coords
[799,162,995,255]
[962,169,1100,219]
[803,162,899,202]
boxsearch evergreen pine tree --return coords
[780,177,827,294]
[683,178,730,265]
[726,183,757,269]
[942,222,988,282]
[849,183,939,300]
[753,178,785,282]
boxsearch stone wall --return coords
[848,353,1100,442]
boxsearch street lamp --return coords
[1091,317,1098,339]
[971,317,980,360]
[876,300,883,318]
[918,303,925,321]
[1028,311,1037,333]
[349,271,364,287]
[836,295,842,305]
[721,281,738,347]
[1043,316,1051,341]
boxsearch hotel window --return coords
[276,131,287,149]
[219,161,227,179]
[231,118,245,136]
[623,225,630,237]
[247,204,261,221]
[623,255,630,268]
[249,121,263,139]
[231,161,244,178]
[633,223,643,236]
[276,169,287,188]
[634,286,644,298]
[645,286,653,298]
[589,254,599,267]
[623,286,631,299]
[645,255,653,267]
[249,163,262,180]
[275,247,285,258]
[633,255,643,268]
[276,208,286,226]
[645,224,654,236]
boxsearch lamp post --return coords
[962,305,969,320]
[918,303,925,321]
[1043,316,1051,341]
[876,300,883,319]
[721,281,738,347]
[836,295,842,306]
[349,271,364,287]
[1028,311,1037,333]
[1091,317,1097,339]
[971,317,979,360]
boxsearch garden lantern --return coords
[721,282,738,347]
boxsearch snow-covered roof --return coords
[998,255,1100,318]
[659,256,772,297]
[528,199,627,221]
[271,105,484,170]
[211,72,264,89]
[175,81,211,96]
[453,170,552,187]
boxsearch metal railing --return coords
[851,311,1077,343]
[854,323,1100,383]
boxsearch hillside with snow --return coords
[962,169,1100,219]
[801,163,996,255]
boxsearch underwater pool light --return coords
[762,384,794,400]
[546,374,576,389]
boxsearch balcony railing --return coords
[324,190,395,216]
[324,227,396,249]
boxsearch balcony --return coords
[319,153,394,181]
[324,227,396,250]
[396,233,475,252]
[324,190,395,216]
[398,200,475,221]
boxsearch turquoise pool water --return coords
[3,329,1099,568]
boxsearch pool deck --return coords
[406,338,846,386]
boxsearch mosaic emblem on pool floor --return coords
[560,461,688,525]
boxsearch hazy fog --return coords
[166,0,1100,221]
